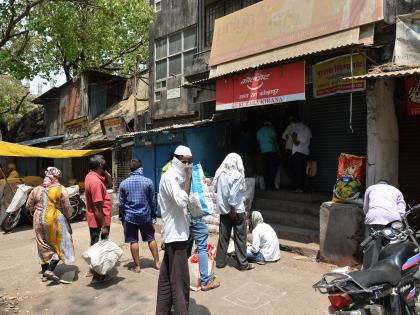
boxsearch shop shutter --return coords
[305,87,367,193]
[398,113,420,204]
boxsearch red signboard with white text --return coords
[216,61,305,111]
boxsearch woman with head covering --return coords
[247,211,281,264]
[26,167,75,283]
[7,163,20,179]
[213,153,255,271]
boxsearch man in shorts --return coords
[119,159,160,272]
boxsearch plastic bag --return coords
[82,239,123,275]
[188,244,216,291]
[6,184,32,214]
[189,163,215,218]
[333,153,366,203]
[243,178,256,212]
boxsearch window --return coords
[154,0,161,12]
[205,0,262,47]
[154,27,197,89]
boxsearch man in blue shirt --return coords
[256,121,279,190]
[119,159,160,272]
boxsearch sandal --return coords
[239,263,256,271]
[44,270,60,282]
[128,266,141,273]
[201,278,221,292]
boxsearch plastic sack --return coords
[189,163,215,218]
[333,153,366,203]
[188,244,216,291]
[6,184,33,214]
[82,239,123,276]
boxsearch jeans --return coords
[187,217,210,285]
[246,249,265,263]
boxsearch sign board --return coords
[395,11,420,66]
[406,76,420,116]
[312,54,366,98]
[209,0,383,66]
[64,116,89,140]
[167,88,181,100]
[100,117,127,140]
[216,61,305,111]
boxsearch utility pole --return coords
[133,58,139,132]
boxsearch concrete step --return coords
[271,223,319,244]
[259,209,319,230]
[253,198,320,216]
[279,239,319,257]
[255,190,329,203]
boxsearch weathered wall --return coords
[319,202,365,267]
[384,0,420,24]
[366,78,399,187]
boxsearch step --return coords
[253,198,321,216]
[279,239,319,257]
[255,190,330,203]
[259,209,319,230]
[271,223,319,244]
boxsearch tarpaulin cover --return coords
[0,140,110,158]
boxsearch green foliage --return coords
[0,0,154,80]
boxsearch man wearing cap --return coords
[156,145,193,315]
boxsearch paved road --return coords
[0,221,332,315]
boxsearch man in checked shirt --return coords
[119,159,160,272]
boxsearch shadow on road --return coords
[123,258,159,271]
[190,298,211,315]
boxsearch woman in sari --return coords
[26,167,75,283]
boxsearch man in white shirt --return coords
[291,118,312,193]
[156,145,192,315]
[213,153,255,271]
[282,116,296,187]
[247,211,280,263]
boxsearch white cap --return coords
[174,145,192,157]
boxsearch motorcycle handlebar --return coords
[360,235,373,248]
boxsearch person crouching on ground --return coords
[26,167,75,284]
[84,155,112,281]
[214,153,255,271]
[119,159,160,273]
[156,145,193,315]
[247,211,280,264]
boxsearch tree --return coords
[0,75,33,141]
[31,0,154,81]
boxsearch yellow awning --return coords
[0,140,110,158]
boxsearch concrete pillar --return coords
[366,78,399,187]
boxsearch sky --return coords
[26,72,67,95]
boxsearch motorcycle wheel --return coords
[68,196,80,221]
[1,211,22,232]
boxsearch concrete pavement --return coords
[0,221,333,315]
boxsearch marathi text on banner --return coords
[215,61,305,111]
[406,76,420,116]
[312,54,366,98]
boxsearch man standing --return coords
[119,159,160,273]
[257,121,279,190]
[156,145,192,315]
[214,153,255,271]
[362,180,406,268]
[84,155,112,259]
[282,116,296,186]
[291,119,312,193]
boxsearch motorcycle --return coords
[1,184,85,232]
[313,204,420,315]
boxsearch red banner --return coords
[216,61,305,111]
[406,76,420,116]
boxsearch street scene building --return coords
[1,0,420,314]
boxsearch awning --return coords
[342,67,420,80]
[0,140,110,158]
[186,25,374,86]
[19,135,64,146]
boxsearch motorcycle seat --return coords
[349,259,401,287]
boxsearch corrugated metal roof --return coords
[342,67,420,80]
[116,119,215,139]
[185,26,373,86]
[19,135,64,146]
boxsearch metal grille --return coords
[115,145,132,189]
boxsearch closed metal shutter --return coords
[398,110,420,204]
[305,87,367,192]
